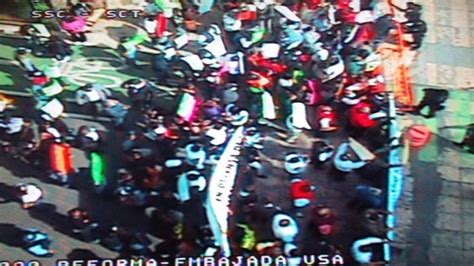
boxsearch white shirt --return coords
[85,130,100,142]
[84,90,101,102]
[21,184,43,204]
[1,118,24,134]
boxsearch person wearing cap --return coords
[315,105,338,133]
[152,33,177,83]
[311,139,334,167]
[68,208,100,242]
[349,101,378,133]
[349,185,385,211]
[104,98,129,127]
[284,152,310,175]
[351,236,388,264]
[333,141,368,174]
[233,23,266,50]
[75,83,111,115]
[412,88,449,118]
[243,126,264,150]
[49,34,73,62]
[24,25,44,56]
[0,116,26,140]
[16,183,43,209]
[290,177,315,217]
[31,71,49,97]
[177,170,207,202]
[116,183,148,206]
[75,125,104,153]
[15,48,38,77]
[101,225,125,251]
[184,142,207,170]
[61,14,88,43]
[271,212,299,243]
[5,118,36,160]
[122,130,147,152]
[122,79,155,110]
[22,228,54,257]
[32,121,63,169]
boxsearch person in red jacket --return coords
[349,101,378,130]
[315,105,339,133]
[290,177,315,217]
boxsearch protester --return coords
[15,48,38,77]
[75,83,112,115]
[271,212,300,243]
[16,183,43,209]
[68,208,100,242]
[310,205,336,238]
[290,177,315,217]
[351,236,387,264]
[412,88,449,118]
[333,141,368,175]
[22,228,54,257]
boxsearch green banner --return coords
[91,152,107,186]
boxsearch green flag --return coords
[91,152,107,186]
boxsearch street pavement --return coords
[389,0,474,265]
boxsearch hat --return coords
[41,113,54,122]
[33,71,44,77]
[15,183,27,190]
[209,24,221,35]
[46,127,61,139]
[316,49,329,61]
[231,110,249,126]
[185,143,206,166]
[185,170,207,191]
[17,48,29,55]
[284,153,309,174]
[162,31,173,37]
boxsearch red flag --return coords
[50,143,73,174]
[156,13,168,38]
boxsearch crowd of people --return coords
[0,0,450,264]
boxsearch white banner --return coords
[206,126,245,257]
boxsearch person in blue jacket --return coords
[22,228,54,257]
